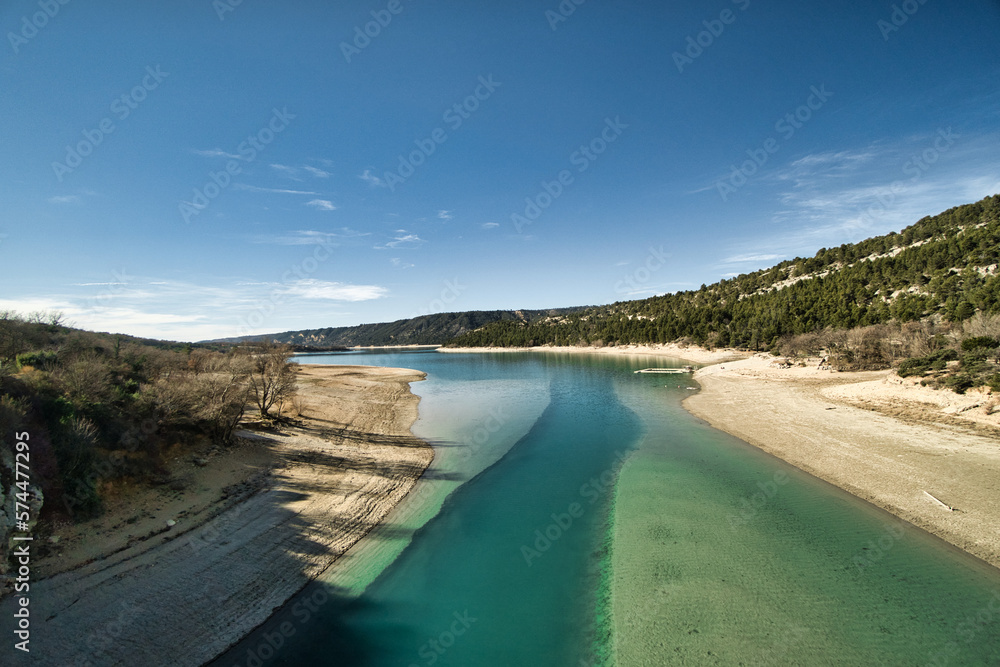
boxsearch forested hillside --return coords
[449,196,1000,349]
[223,308,587,348]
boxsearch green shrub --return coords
[897,349,959,377]
[15,350,58,370]
[897,358,927,377]
[961,336,999,351]
[945,374,974,394]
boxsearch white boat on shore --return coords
[634,366,694,374]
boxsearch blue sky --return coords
[2,0,999,341]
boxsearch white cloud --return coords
[359,169,384,187]
[234,184,320,195]
[253,229,368,245]
[722,253,782,264]
[282,279,387,301]
[303,166,332,178]
[437,209,453,221]
[391,257,415,269]
[305,199,337,211]
[192,148,242,159]
[48,195,81,204]
[270,163,300,178]
[480,222,500,229]
[0,274,387,342]
[723,130,1000,262]
[72,282,128,287]
[376,233,425,250]
[271,164,332,179]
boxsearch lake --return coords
[215,350,1000,666]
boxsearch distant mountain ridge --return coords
[204,308,588,347]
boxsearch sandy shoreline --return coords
[683,355,1000,569]
[1,364,431,666]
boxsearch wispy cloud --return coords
[722,253,782,264]
[270,163,300,178]
[192,148,242,160]
[480,222,499,229]
[252,228,368,246]
[305,199,337,211]
[271,163,333,179]
[0,274,387,342]
[437,209,453,221]
[303,166,332,178]
[391,257,415,269]
[375,233,425,250]
[234,184,320,195]
[359,169,384,188]
[724,130,1000,262]
[281,279,387,302]
[48,195,81,204]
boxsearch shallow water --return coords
[216,351,1000,667]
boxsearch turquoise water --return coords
[215,351,1000,666]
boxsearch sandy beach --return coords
[2,364,431,666]
[683,355,1000,569]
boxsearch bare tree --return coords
[239,341,297,420]
[963,312,1000,339]
[195,354,251,445]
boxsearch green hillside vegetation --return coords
[450,196,999,350]
[220,308,587,348]
[446,196,1000,390]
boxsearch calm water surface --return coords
[215,350,1000,667]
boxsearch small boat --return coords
[634,366,693,374]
